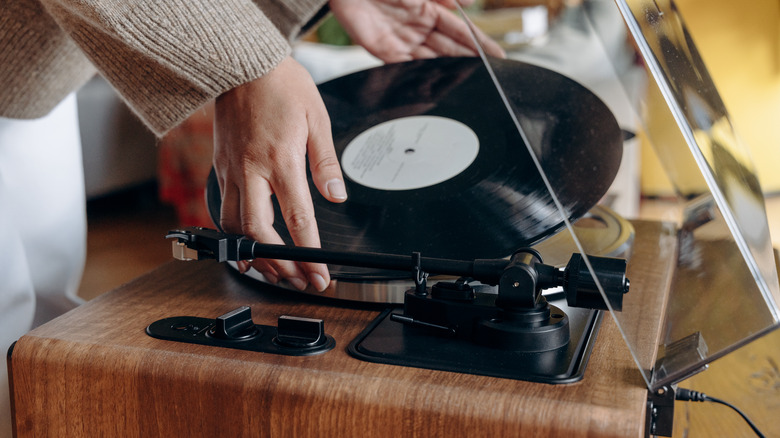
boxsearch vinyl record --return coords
[208,57,623,280]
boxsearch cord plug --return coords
[675,388,707,402]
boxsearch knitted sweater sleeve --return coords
[0,0,96,120]
[36,0,328,136]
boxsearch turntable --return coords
[153,52,635,384]
[8,1,780,437]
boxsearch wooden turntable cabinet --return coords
[8,221,675,437]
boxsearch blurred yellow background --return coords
[641,0,780,195]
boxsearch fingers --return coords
[244,177,311,291]
[430,3,506,59]
[297,100,347,291]
[421,31,479,58]
[218,170,310,291]
[433,0,476,10]
[410,44,440,59]
[268,156,331,292]
[221,168,329,292]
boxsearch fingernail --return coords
[288,277,308,291]
[309,273,328,292]
[326,179,347,201]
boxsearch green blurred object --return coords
[316,14,352,46]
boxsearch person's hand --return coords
[329,0,505,63]
[213,56,346,292]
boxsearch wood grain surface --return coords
[671,245,780,438]
[672,328,780,438]
[9,222,677,437]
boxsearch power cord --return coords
[675,388,766,438]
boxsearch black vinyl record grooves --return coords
[208,57,623,280]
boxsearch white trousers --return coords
[0,94,86,437]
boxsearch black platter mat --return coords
[207,57,623,280]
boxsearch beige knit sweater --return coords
[0,0,328,136]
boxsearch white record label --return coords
[341,116,479,191]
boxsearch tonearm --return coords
[166,227,629,352]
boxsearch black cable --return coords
[675,388,766,438]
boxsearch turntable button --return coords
[275,315,326,348]
[210,306,260,340]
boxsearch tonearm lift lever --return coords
[167,227,629,352]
